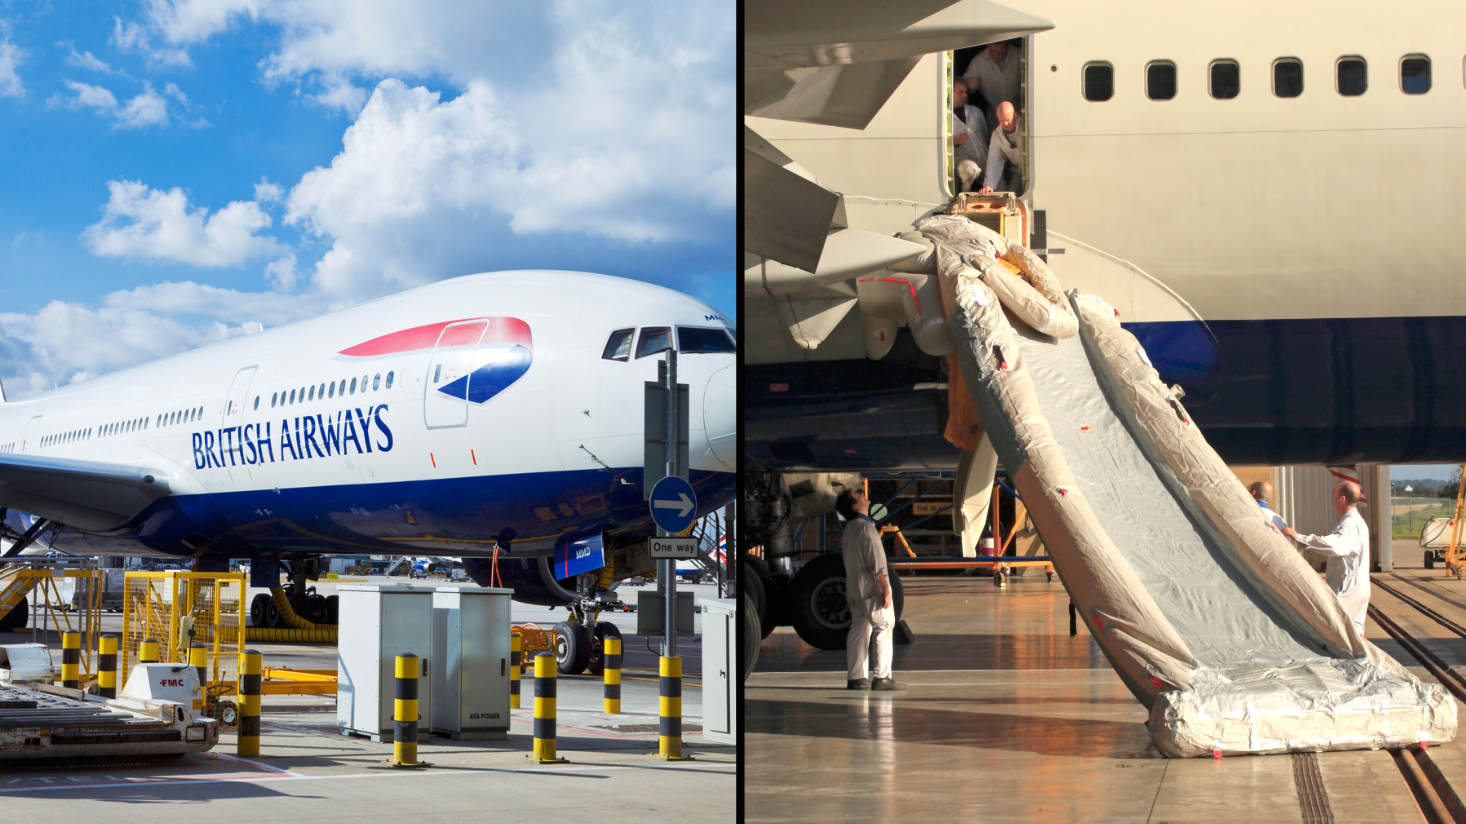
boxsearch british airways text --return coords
[192,404,394,470]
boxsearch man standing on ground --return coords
[1283,481,1370,636]
[837,486,902,691]
[1249,480,1289,532]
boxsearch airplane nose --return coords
[703,364,735,471]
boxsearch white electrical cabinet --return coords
[337,584,434,741]
[431,587,513,740]
[700,598,735,745]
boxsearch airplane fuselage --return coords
[0,271,736,561]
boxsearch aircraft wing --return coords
[0,452,173,532]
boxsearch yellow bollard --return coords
[530,652,567,763]
[139,637,160,664]
[189,643,207,714]
[60,630,80,689]
[658,656,693,760]
[97,634,118,699]
[603,637,621,714]
[238,649,261,757]
[391,654,425,767]
[509,633,521,710]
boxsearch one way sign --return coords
[649,475,697,534]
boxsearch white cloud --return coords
[0,283,323,399]
[50,80,171,129]
[264,253,298,290]
[82,180,285,267]
[253,178,284,203]
[0,40,24,98]
[111,16,191,67]
[61,43,113,73]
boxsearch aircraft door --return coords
[424,319,488,429]
[222,367,258,428]
[21,416,41,452]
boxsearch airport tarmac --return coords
[0,577,732,822]
[746,544,1466,824]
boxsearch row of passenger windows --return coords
[38,407,206,449]
[267,371,393,409]
[601,326,735,362]
[1083,54,1439,101]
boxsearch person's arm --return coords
[865,523,892,609]
[877,571,892,609]
[983,133,1004,190]
[1284,520,1355,556]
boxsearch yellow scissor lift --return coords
[0,562,107,684]
[121,571,337,726]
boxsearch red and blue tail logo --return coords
[339,317,533,404]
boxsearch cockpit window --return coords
[635,326,672,359]
[602,328,634,361]
[677,326,736,354]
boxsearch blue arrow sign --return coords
[649,475,697,534]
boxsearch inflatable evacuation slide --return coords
[910,215,1456,757]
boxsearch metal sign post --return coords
[644,350,691,659]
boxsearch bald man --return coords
[1283,481,1370,636]
[1249,481,1289,532]
[979,101,1024,195]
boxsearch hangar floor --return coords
[746,556,1466,824]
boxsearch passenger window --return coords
[289,389,296,404]
[361,375,368,392]
[373,373,381,391]
[386,371,394,389]
[432,365,441,384]
[271,393,277,408]
[1145,61,1176,100]
[253,396,260,410]
[635,327,672,359]
[350,377,357,394]
[1082,62,1113,101]
[1402,55,1431,94]
[329,382,335,399]
[309,385,315,401]
[1274,58,1303,97]
[1337,57,1367,96]
[602,329,634,361]
[319,383,326,398]
[677,327,736,354]
[1210,60,1239,99]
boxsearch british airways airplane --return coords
[0,270,736,671]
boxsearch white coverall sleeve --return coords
[983,134,1005,190]
[1295,522,1355,556]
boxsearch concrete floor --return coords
[0,578,732,822]
[746,563,1466,824]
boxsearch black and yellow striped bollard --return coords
[238,649,261,757]
[189,642,207,714]
[97,634,118,699]
[391,653,426,767]
[139,637,160,664]
[658,656,693,760]
[509,633,521,710]
[603,637,621,714]
[530,652,567,763]
[60,630,80,689]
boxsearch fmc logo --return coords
[339,317,533,405]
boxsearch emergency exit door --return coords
[424,320,488,429]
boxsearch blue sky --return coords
[0,1,733,397]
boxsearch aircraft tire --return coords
[325,595,339,624]
[742,591,760,682]
[554,621,591,675]
[249,593,269,628]
[741,563,769,638]
[265,598,283,629]
[586,622,622,676]
[0,596,26,632]
[790,554,905,651]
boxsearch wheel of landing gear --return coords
[789,554,852,650]
[740,560,770,638]
[742,591,760,682]
[307,593,327,623]
[324,595,339,624]
[586,622,623,676]
[554,621,591,675]
[249,593,269,627]
[790,554,906,651]
[265,597,283,629]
